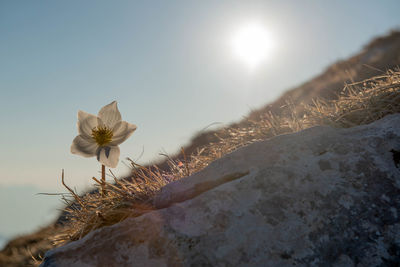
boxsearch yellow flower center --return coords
[91,126,113,146]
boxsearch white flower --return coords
[71,101,137,168]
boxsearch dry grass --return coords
[49,70,400,247]
[53,162,171,244]
[0,226,57,267]
[306,69,400,127]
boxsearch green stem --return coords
[101,164,106,197]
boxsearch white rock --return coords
[41,114,400,267]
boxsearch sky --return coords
[1,0,400,240]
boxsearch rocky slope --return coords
[2,30,400,267]
[41,114,400,266]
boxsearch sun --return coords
[231,23,274,69]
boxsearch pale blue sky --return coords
[1,0,400,239]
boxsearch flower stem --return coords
[101,164,106,197]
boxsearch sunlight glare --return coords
[232,23,274,69]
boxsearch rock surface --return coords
[41,114,400,267]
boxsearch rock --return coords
[41,114,400,267]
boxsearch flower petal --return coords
[71,135,98,157]
[97,101,121,129]
[77,110,98,139]
[96,146,120,168]
[110,121,137,146]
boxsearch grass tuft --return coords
[53,161,170,245]
[306,69,400,127]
